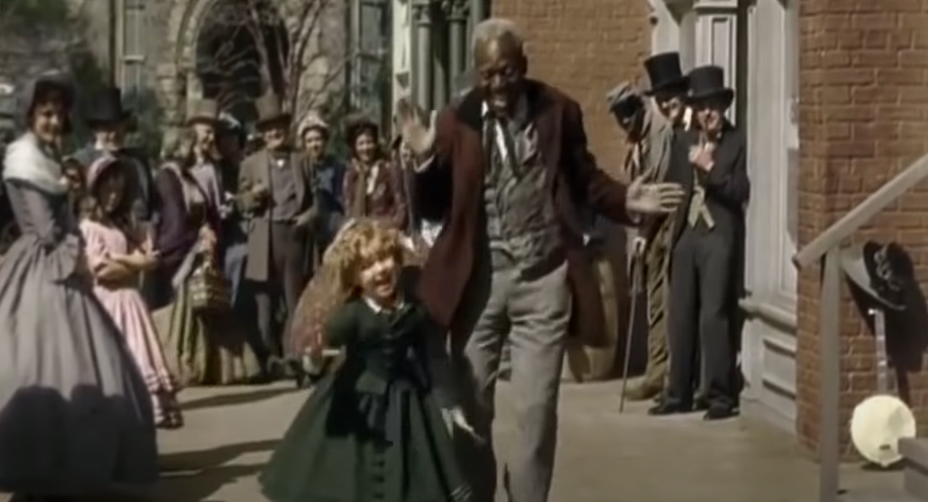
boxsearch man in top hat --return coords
[643,52,691,131]
[649,65,750,420]
[71,86,158,226]
[606,77,678,401]
[396,17,684,502]
[239,93,319,377]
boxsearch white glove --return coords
[396,97,437,157]
[449,407,482,442]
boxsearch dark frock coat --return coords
[665,123,749,359]
[151,166,221,307]
[413,80,633,346]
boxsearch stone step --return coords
[901,439,928,469]
[901,438,928,500]
[905,468,928,501]
[837,488,922,502]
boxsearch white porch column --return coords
[391,0,413,106]
[692,0,739,117]
[649,0,682,55]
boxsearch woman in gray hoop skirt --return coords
[0,71,158,500]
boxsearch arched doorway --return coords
[194,0,289,122]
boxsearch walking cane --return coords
[619,252,644,412]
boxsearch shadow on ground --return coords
[182,387,296,411]
[155,439,278,501]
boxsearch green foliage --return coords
[63,51,109,152]
[1,0,71,28]
[319,91,350,160]
[123,88,165,161]
[319,59,393,161]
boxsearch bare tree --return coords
[196,0,350,125]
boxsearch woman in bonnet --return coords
[0,71,158,500]
[152,103,261,386]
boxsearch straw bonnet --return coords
[297,112,329,138]
[85,154,122,190]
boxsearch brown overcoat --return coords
[238,148,318,282]
[414,80,634,347]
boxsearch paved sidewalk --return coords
[155,380,902,502]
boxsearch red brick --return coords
[491,0,650,180]
[799,0,928,460]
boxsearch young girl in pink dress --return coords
[80,155,184,429]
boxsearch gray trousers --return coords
[451,257,571,502]
[254,222,309,363]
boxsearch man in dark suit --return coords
[71,86,157,225]
[239,94,319,377]
[648,65,750,421]
[396,17,684,502]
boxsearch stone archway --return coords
[195,0,288,122]
[164,0,295,122]
[155,0,224,134]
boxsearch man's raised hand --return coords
[395,97,436,158]
[625,175,685,215]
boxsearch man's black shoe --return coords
[647,401,692,416]
[694,397,709,411]
[703,406,738,421]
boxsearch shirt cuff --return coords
[414,155,436,173]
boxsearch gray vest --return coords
[483,115,563,273]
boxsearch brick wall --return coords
[797,1,928,456]
[491,0,652,180]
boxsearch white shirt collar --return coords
[481,95,529,125]
[363,295,405,314]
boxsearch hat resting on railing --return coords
[840,241,911,310]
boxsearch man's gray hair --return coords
[471,18,524,53]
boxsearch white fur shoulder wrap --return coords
[2,133,68,195]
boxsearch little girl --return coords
[261,219,472,502]
[80,155,183,429]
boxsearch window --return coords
[121,0,146,91]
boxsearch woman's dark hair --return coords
[26,81,73,134]
[301,124,329,142]
[345,118,382,160]
[81,163,133,233]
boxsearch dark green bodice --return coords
[260,297,472,502]
[326,299,435,441]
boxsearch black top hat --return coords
[686,65,734,107]
[840,241,913,310]
[254,93,291,128]
[85,86,130,125]
[643,52,688,96]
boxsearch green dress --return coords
[260,298,472,502]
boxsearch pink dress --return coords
[80,219,183,429]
